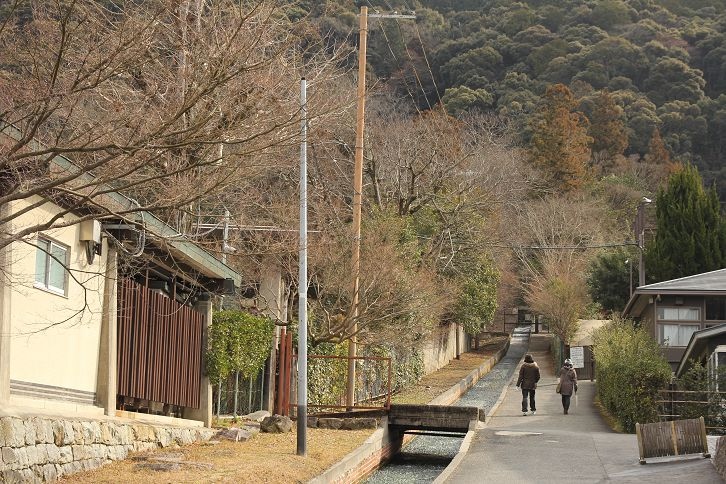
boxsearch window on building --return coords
[706,297,726,321]
[657,324,700,347]
[656,307,700,321]
[35,237,69,295]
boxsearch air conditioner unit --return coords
[79,220,101,244]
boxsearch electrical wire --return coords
[107,198,146,257]
[377,16,424,114]
[364,0,430,112]
[381,0,434,111]
[413,21,445,112]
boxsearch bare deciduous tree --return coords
[512,196,610,343]
[0,0,345,250]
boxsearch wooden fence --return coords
[657,388,726,432]
[117,277,203,410]
[636,417,710,464]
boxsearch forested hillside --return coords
[4,0,726,364]
[301,0,726,196]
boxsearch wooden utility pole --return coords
[346,6,416,411]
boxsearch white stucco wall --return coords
[6,196,107,395]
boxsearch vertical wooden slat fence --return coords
[635,417,711,464]
[274,327,293,416]
[117,278,203,409]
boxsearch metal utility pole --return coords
[297,78,308,456]
[347,6,416,411]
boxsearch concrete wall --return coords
[421,323,465,375]
[4,197,108,412]
[0,415,214,482]
[307,419,403,484]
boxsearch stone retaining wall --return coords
[0,416,214,482]
[715,435,726,480]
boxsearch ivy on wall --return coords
[307,341,350,406]
[305,341,425,406]
[454,256,500,336]
[207,310,275,385]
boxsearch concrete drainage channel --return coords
[309,329,531,484]
[362,328,531,484]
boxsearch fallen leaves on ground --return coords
[392,335,509,405]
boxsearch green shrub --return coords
[453,256,500,336]
[207,310,275,385]
[305,342,425,407]
[363,345,425,393]
[592,317,671,432]
[674,362,726,430]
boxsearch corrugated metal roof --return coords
[1,122,241,287]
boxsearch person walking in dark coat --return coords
[516,354,540,416]
[559,358,578,415]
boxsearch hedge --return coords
[592,318,671,433]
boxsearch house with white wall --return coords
[0,127,241,428]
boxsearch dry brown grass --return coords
[61,336,508,483]
[61,428,371,484]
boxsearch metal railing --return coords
[657,389,726,433]
[213,370,265,417]
[287,354,392,416]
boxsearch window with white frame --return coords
[35,237,69,295]
[657,323,700,346]
[656,306,700,321]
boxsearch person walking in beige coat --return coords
[558,358,578,415]
[516,354,540,416]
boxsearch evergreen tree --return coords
[645,164,726,282]
[587,247,632,312]
[529,84,592,192]
[588,90,628,174]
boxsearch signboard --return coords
[570,346,585,369]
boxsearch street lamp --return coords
[636,197,652,287]
[625,258,633,298]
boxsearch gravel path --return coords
[365,328,531,484]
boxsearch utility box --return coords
[79,219,101,244]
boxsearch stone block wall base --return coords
[0,415,214,482]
